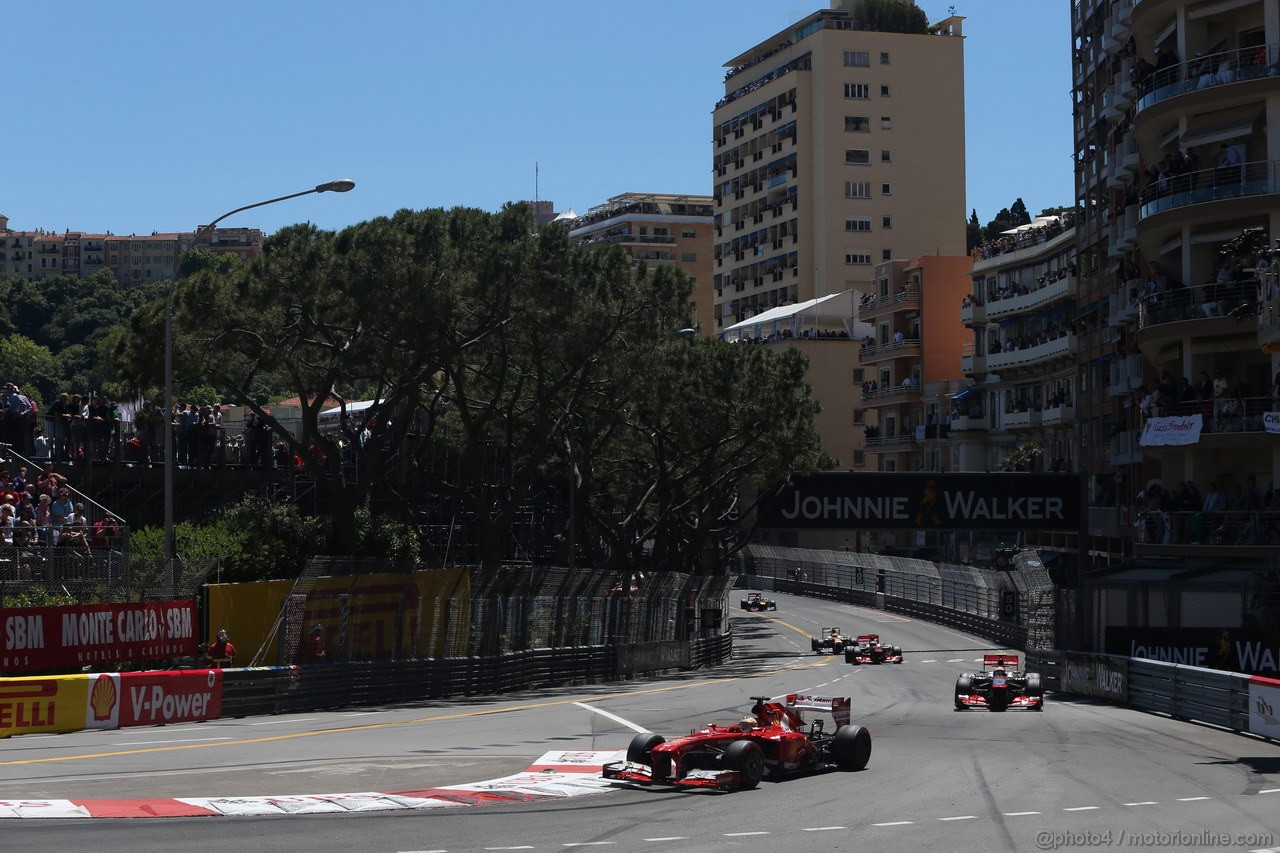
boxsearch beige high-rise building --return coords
[711,3,967,335]
[565,192,715,333]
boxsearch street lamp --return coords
[163,179,356,593]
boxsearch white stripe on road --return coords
[1123,801,1158,806]
[724,832,770,837]
[939,815,978,821]
[1176,796,1211,801]
[115,737,234,745]
[1259,788,1280,794]
[573,702,649,734]
[1003,811,1041,816]
[873,821,914,826]
[1064,806,1100,811]
[641,839,688,843]
[802,826,846,831]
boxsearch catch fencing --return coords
[738,544,1057,649]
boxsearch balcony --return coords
[1040,404,1075,427]
[862,383,923,404]
[961,352,985,375]
[1108,353,1144,397]
[1137,281,1255,332]
[1135,510,1280,558]
[859,337,921,363]
[1108,292,1139,327]
[860,287,921,320]
[1135,46,1276,114]
[960,299,985,325]
[949,413,988,432]
[986,334,1075,372]
[1003,409,1042,431]
[985,276,1077,321]
[1138,161,1280,221]
[1259,295,1280,350]
[1109,430,1142,467]
[866,432,919,450]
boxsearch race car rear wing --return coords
[781,693,851,728]
[856,634,879,644]
[982,653,1019,669]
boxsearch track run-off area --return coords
[2,591,1278,853]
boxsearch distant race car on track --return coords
[811,627,853,654]
[601,693,872,791]
[844,633,904,665]
[954,653,1044,711]
[740,592,777,611]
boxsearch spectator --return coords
[89,514,122,550]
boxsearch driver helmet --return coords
[738,715,757,731]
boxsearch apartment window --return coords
[880,52,890,65]
[853,368,865,383]
[845,252,872,265]
[845,116,870,132]
[881,150,892,163]
[881,458,897,472]
[681,229,696,238]
[880,85,891,97]
[653,227,669,236]
[639,227,648,235]
[845,149,870,165]
[881,183,892,195]
[882,249,892,261]
[844,83,870,99]
[852,450,866,467]
[845,181,871,199]
[844,218,872,232]
[681,252,697,262]
[843,50,870,67]
[881,116,891,130]
[882,216,892,229]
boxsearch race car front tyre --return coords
[955,674,972,710]
[724,739,765,789]
[1026,672,1043,696]
[627,733,666,765]
[832,724,872,771]
[845,649,858,664]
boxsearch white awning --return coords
[720,290,858,339]
[318,399,380,429]
[1180,115,1258,150]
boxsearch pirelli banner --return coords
[758,472,1081,531]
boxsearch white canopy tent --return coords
[318,399,379,432]
[719,289,870,343]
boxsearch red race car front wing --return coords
[602,760,743,789]
[955,693,1043,709]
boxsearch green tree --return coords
[0,335,60,402]
[966,209,982,253]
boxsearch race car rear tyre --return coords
[893,646,903,658]
[832,724,872,771]
[724,739,765,789]
[626,733,666,765]
[1026,672,1043,696]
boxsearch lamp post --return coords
[163,179,355,593]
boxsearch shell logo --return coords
[90,674,118,721]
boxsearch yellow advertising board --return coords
[0,674,89,738]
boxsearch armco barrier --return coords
[1026,650,1269,741]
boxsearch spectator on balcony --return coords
[1203,262,1233,316]
[1216,142,1243,189]
[89,514,121,551]
[47,392,73,461]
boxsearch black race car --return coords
[845,633,904,665]
[740,592,777,611]
[810,627,852,654]
[954,653,1044,711]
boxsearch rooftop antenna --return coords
[949,5,956,14]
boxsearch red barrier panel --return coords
[85,670,224,730]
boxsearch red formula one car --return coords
[844,633,904,665]
[601,693,872,791]
[954,653,1044,711]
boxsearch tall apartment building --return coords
[710,3,968,475]
[960,213,1081,476]
[0,213,264,284]
[711,3,966,335]
[1064,0,1280,648]
[565,192,716,333]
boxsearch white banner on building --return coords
[1264,412,1280,434]
[1139,413,1203,446]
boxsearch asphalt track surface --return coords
[3,591,1280,853]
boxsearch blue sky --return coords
[3,1,1071,238]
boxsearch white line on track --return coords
[642,838,688,843]
[873,821,914,826]
[947,658,966,662]
[1003,811,1041,816]
[483,847,534,851]
[939,815,978,821]
[1123,801,1158,806]
[1064,806,1100,811]
[574,702,648,734]
[562,844,615,848]
[114,737,234,745]
[1176,796,1211,801]
[1259,788,1280,794]
[802,826,846,831]
[246,718,317,726]
[724,832,770,837]
[920,659,937,663]
[404,849,450,852]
